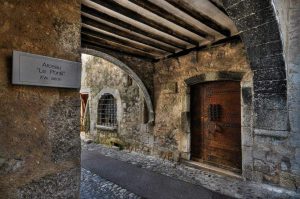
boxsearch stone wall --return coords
[149,1,300,191]
[0,1,81,198]
[81,47,155,100]
[273,0,300,191]
[82,54,153,153]
[153,40,252,162]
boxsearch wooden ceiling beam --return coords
[128,0,212,40]
[87,0,200,45]
[81,27,166,56]
[82,42,156,61]
[81,5,187,49]
[81,34,159,60]
[164,0,231,37]
[81,16,176,53]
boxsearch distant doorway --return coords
[190,81,241,173]
[80,93,89,131]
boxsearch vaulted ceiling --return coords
[80,0,238,60]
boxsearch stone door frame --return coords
[182,71,253,178]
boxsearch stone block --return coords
[272,143,294,158]
[226,0,271,20]
[242,146,253,171]
[253,80,286,94]
[254,109,288,131]
[253,93,286,110]
[241,108,252,127]
[235,6,276,30]
[249,53,285,71]
[241,87,252,106]
[242,127,253,146]
[247,41,283,65]
[253,67,286,82]
[254,129,289,139]
[240,20,281,48]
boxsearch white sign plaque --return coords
[13,51,81,88]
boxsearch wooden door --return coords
[190,81,241,172]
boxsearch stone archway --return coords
[81,48,155,124]
[222,0,288,133]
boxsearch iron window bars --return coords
[97,93,117,127]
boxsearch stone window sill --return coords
[96,125,117,131]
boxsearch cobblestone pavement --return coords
[82,142,298,199]
[81,168,142,199]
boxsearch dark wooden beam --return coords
[81,5,187,49]
[87,0,200,45]
[128,0,212,40]
[208,0,228,16]
[166,35,241,59]
[164,0,231,37]
[82,42,156,61]
[81,27,166,56]
[81,16,176,53]
[81,34,159,60]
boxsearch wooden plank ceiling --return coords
[81,0,238,60]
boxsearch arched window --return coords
[97,93,117,127]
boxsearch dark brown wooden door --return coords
[191,81,241,172]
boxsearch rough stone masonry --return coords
[0,1,81,198]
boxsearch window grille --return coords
[97,93,117,127]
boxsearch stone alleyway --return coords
[81,142,298,199]
[80,168,141,199]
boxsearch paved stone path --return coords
[82,150,231,199]
[81,142,298,199]
[81,168,141,199]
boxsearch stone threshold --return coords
[181,159,243,180]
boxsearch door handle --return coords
[208,123,223,134]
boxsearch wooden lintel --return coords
[81,5,187,49]
[165,0,231,37]
[128,0,211,40]
[81,34,159,60]
[81,16,176,53]
[87,0,200,45]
